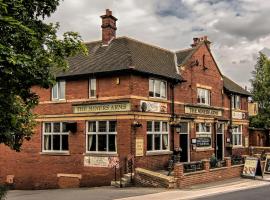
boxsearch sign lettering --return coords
[73,102,131,113]
[185,106,222,117]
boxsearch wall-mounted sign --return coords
[185,106,222,117]
[84,156,119,168]
[232,111,246,120]
[73,102,130,113]
[135,138,144,157]
[140,100,167,113]
[196,137,211,147]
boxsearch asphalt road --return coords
[197,185,270,200]
[6,187,166,200]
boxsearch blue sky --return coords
[47,0,270,89]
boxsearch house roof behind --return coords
[175,48,196,66]
[223,75,251,96]
[56,36,182,81]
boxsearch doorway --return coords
[216,123,224,160]
[179,122,189,162]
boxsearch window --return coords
[147,121,169,151]
[149,79,167,99]
[232,125,242,146]
[231,95,241,109]
[52,80,65,100]
[196,123,212,147]
[197,88,210,105]
[86,121,117,153]
[89,78,96,98]
[43,122,69,152]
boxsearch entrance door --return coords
[216,123,224,160]
[179,122,189,162]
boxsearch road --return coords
[197,185,270,200]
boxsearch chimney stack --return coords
[100,9,118,45]
[191,36,211,48]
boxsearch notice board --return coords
[242,157,263,178]
[264,155,270,174]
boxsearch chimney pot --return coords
[191,35,211,48]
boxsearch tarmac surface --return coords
[6,175,270,200]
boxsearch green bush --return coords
[0,185,7,200]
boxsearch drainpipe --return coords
[170,83,176,151]
[229,93,233,155]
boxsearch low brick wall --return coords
[174,157,244,188]
[135,157,244,189]
[135,168,176,188]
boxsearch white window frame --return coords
[147,121,169,152]
[52,80,66,101]
[89,78,96,98]
[149,79,167,99]
[42,122,69,153]
[196,123,212,148]
[232,125,242,146]
[197,88,210,106]
[86,121,117,154]
[232,95,241,109]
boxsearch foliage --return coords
[250,52,270,128]
[209,153,218,168]
[0,185,7,200]
[0,0,87,151]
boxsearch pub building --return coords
[0,9,250,189]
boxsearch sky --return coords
[47,0,270,89]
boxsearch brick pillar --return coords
[174,163,184,188]
[202,159,210,171]
[224,157,231,167]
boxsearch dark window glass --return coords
[147,134,153,151]
[88,121,96,132]
[53,123,60,133]
[154,121,160,132]
[109,121,116,132]
[88,135,96,151]
[98,121,107,132]
[45,123,51,133]
[98,134,107,151]
[154,134,161,150]
[44,135,51,150]
[149,79,154,97]
[52,135,61,150]
[62,135,69,151]
[108,135,116,152]
[147,121,152,132]
[62,122,68,132]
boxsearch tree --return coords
[0,0,87,151]
[250,52,270,128]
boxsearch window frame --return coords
[232,125,242,146]
[42,122,69,153]
[231,95,241,110]
[149,78,167,99]
[86,120,117,154]
[147,121,169,152]
[52,80,66,101]
[197,88,210,106]
[89,78,97,98]
[195,122,212,148]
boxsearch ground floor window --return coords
[86,121,117,153]
[196,123,212,148]
[43,122,69,152]
[232,125,242,146]
[147,121,169,151]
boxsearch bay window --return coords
[149,79,167,99]
[232,125,242,146]
[43,122,69,152]
[147,121,169,151]
[197,88,210,105]
[86,121,117,153]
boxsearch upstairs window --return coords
[52,80,65,100]
[197,88,210,105]
[149,79,167,99]
[89,78,96,98]
[231,95,241,109]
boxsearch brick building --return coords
[0,9,250,189]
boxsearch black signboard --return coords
[196,137,211,147]
[264,155,270,174]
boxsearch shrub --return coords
[0,185,7,200]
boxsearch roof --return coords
[56,36,182,81]
[175,48,196,66]
[223,75,251,96]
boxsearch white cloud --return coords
[46,0,270,89]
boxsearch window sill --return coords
[148,97,168,102]
[146,150,172,156]
[84,152,118,157]
[50,99,67,103]
[195,147,214,152]
[40,152,70,156]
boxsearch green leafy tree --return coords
[0,0,87,151]
[250,52,270,128]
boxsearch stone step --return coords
[111,180,132,188]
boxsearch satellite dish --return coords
[141,102,147,112]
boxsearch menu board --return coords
[264,155,270,174]
[242,157,263,178]
[196,137,211,147]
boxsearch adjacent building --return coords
[0,9,251,189]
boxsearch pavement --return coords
[6,175,270,200]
